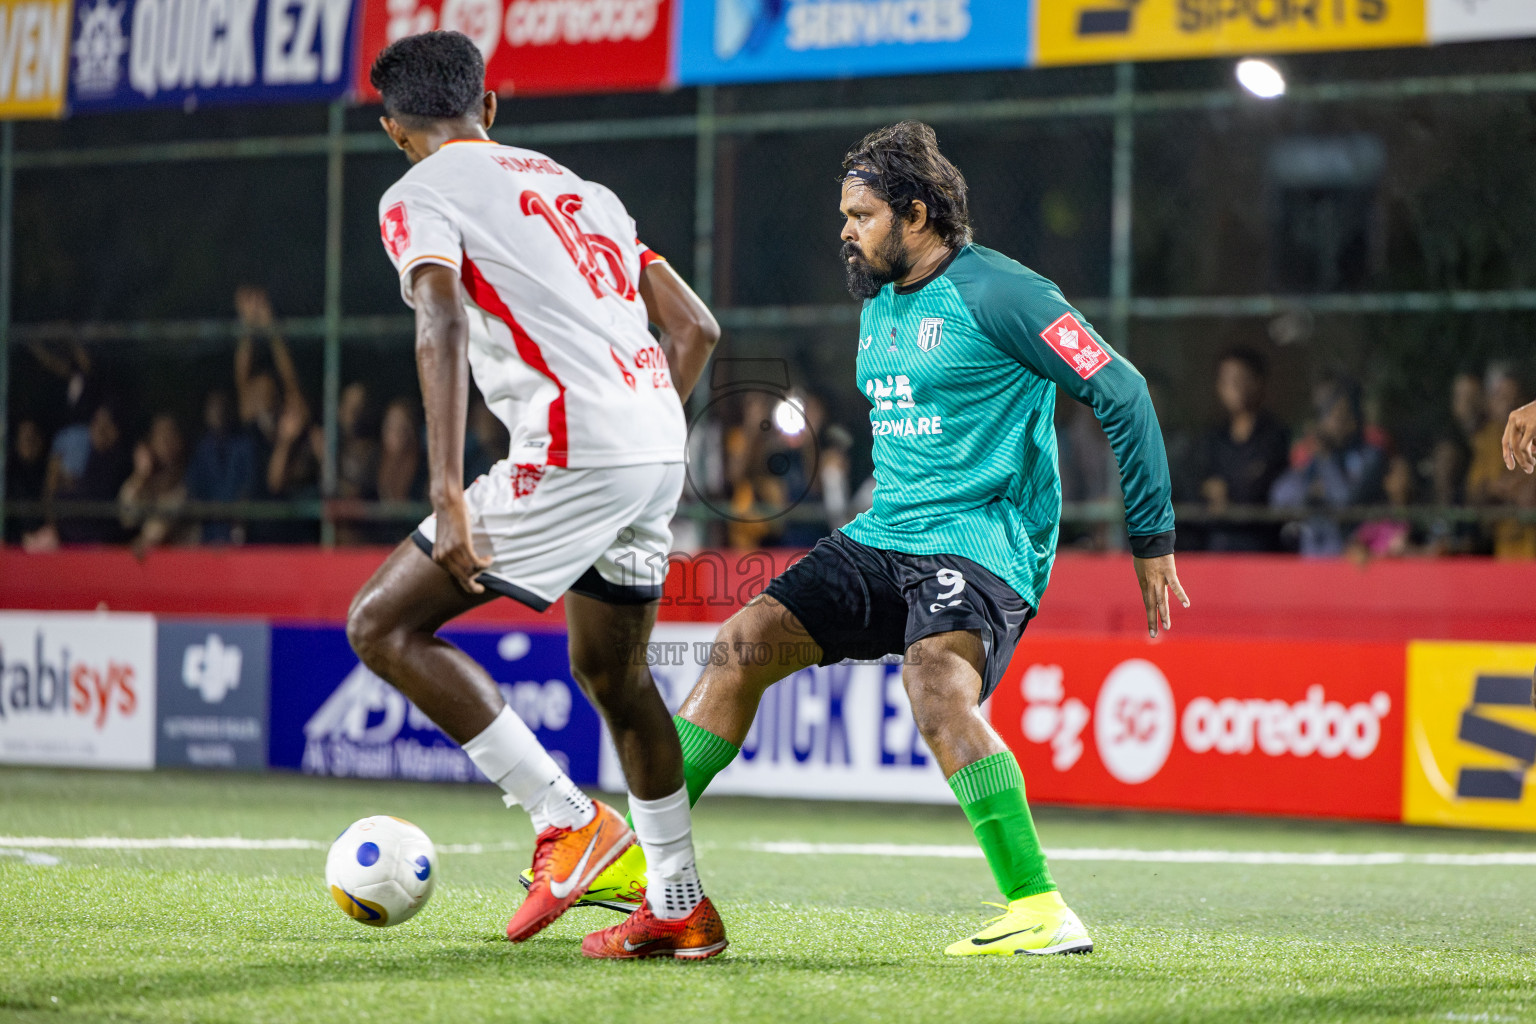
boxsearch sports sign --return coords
[991,636,1406,820]
[0,611,157,769]
[1402,641,1536,831]
[1034,0,1425,66]
[66,0,358,113]
[0,0,70,118]
[268,624,603,785]
[352,0,672,99]
[156,620,269,770]
[607,624,953,803]
[676,0,1031,86]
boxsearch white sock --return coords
[461,707,595,832]
[628,787,704,920]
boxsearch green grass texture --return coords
[2,767,1535,1024]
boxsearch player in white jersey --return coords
[345,31,727,960]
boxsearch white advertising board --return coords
[1430,0,1536,43]
[0,612,157,769]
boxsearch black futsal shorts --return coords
[763,530,1035,703]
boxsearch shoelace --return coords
[976,901,1011,928]
[529,825,573,882]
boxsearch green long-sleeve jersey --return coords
[839,244,1175,608]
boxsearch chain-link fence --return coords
[4,43,1536,552]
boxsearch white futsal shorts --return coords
[411,461,683,611]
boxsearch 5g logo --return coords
[928,568,966,613]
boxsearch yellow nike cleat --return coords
[518,840,648,914]
[943,891,1094,957]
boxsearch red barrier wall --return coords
[1,547,1532,642]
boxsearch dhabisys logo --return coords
[0,630,139,731]
[784,0,972,51]
[1452,673,1535,801]
[182,634,242,704]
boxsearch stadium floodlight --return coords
[774,397,807,436]
[1236,58,1286,99]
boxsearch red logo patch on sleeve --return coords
[381,201,410,261]
[1040,312,1113,380]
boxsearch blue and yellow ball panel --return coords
[330,885,389,927]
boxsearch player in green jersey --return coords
[549,120,1190,955]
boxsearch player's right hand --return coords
[433,501,493,595]
[1502,400,1536,474]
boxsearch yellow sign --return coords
[1403,641,1536,831]
[1035,0,1427,66]
[0,0,69,120]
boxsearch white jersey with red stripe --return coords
[378,138,685,469]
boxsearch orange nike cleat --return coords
[580,897,728,960]
[506,801,634,943]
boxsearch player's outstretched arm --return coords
[412,264,491,594]
[1503,400,1536,474]
[965,275,1189,636]
[639,261,720,402]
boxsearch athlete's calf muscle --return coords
[677,595,822,747]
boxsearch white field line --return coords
[3,836,1535,866]
[747,842,1536,867]
[0,837,519,854]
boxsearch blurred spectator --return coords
[725,392,787,549]
[1420,371,1485,555]
[349,398,426,545]
[5,418,48,544]
[1191,347,1290,552]
[336,382,379,500]
[234,286,320,543]
[773,393,849,547]
[186,390,257,544]
[1349,454,1418,559]
[1056,394,1117,550]
[1466,363,1536,558]
[118,414,191,556]
[463,390,510,484]
[1271,378,1386,556]
[35,404,133,547]
[376,398,425,503]
[29,341,99,501]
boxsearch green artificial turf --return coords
[2,767,1535,1023]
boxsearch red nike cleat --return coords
[580,897,728,960]
[506,801,634,943]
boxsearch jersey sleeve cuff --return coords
[397,254,462,305]
[638,248,665,271]
[1128,530,1176,559]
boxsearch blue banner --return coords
[156,619,270,771]
[677,0,1031,85]
[269,625,603,786]
[67,0,357,112]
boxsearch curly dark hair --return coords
[370,31,484,122]
[842,121,972,248]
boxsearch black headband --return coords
[843,167,880,185]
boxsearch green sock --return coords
[625,716,740,830]
[948,751,1056,901]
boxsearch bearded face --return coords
[841,216,913,300]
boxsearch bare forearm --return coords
[665,321,720,402]
[416,307,471,512]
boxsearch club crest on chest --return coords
[916,317,944,353]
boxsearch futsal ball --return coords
[325,816,437,927]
